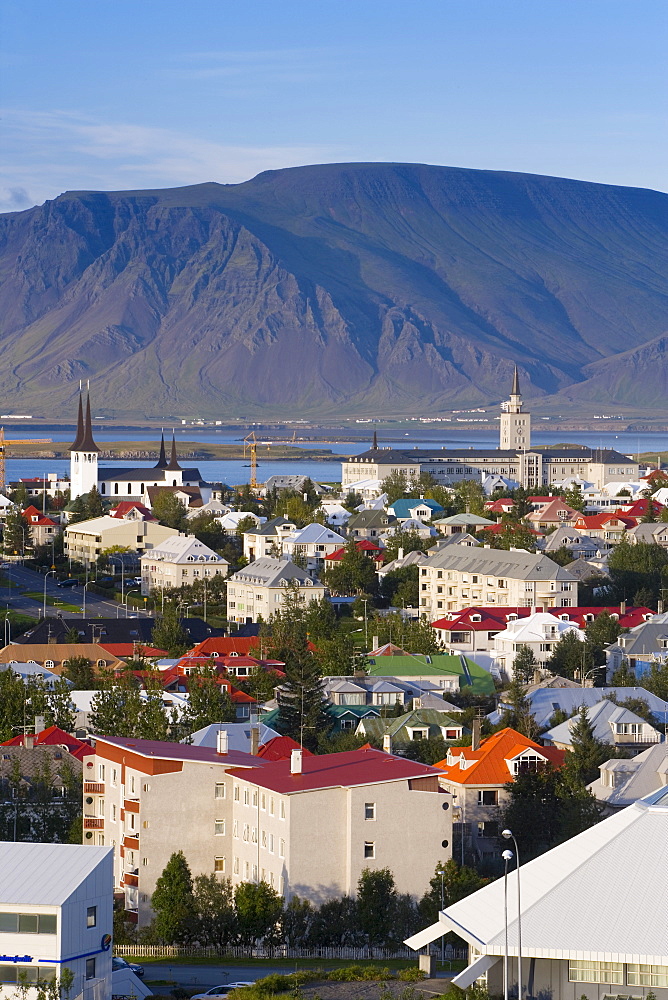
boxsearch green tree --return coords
[235,514,258,538]
[192,874,237,949]
[367,612,441,654]
[85,486,105,518]
[322,539,378,596]
[609,659,637,686]
[546,630,591,680]
[562,705,612,785]
[62,656,96,690]
[151,604,190,655]
[513,645,537,685]
[484,522,537,552]
[89,674,142,737]
[452,479,486,516]
[4,504,27,556]
[608,540,668,607]
[501,674,538,739]
[234,881,283,947]
[356,867,397,947]
[281,895,315,948]
[183,663,237,734]
[381,529,427,563]
[563,484,586,512]
[45,678,76,732]
[585,611,623,666]
[381,472,412,505]
[151,851,198,944]
[641,658,668,701]
[419,859,489,923]
[151,492,188,531]
[380,565,419,608]
[137,675,171,741]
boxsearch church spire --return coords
[372,430,378,450]
[511,365,520,398]
[154,431,168,469]
[79,393,99,453]
[167,432,181,471]
[69,393,85,451]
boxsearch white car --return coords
[190,984,255,1000]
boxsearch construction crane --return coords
[243,432,258,489]
[0,428,53,493]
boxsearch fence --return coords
[116,944,467,961]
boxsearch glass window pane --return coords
[18,914,39,933]
[0,966,18,983]
[39,914,57,934]
[38,967,57,983]
[0,913,18,933]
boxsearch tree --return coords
[562,705,613,786]
[356,867,397,947]
[187,512,227,551]
[380,564,419,608]
[192,874,237,948]
[62,656,96,690]
[151,851,197,944]
[85,486,105,518]
[281,895,315,948]
[513,645,537,685]
[546,630,590,680]
[640,658,668,701]
[45,678,76,732]
[151,492,188,531]
[609,659,637,686]
[608,540,668,607]
[322,539,377,596]
[563,484,586,512]
[382,529,427,563]
[234,881,283,947]
[367,612,441,654]
[584,611,623,666]
[501,675,538,739]
[381,472,412,505]
[308,896,363,947]
[89,674,142,737]
[484,522,537,552]
[419,859,489,924]
[182,663,236,734]
[235,514,258,538]
[452,479,486,516]
[136,676,171,741]
[4,505,27,556]
[151,605,190,656]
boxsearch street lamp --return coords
[124,589,140,618]
[502,848,514,1000]
[82,581,91,619]
[502,828,523,1000]
[43,569,56,618]
[435,866,445,966]
[4,613,11,647]
[108,555,125,606]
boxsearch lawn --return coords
[22,592,81,613]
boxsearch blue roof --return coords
[389,498,444,518]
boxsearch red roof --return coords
[22,505,59,527]
[110,501,156,521]
[324,540,384,562]
[256,736,313,761]
[2,725,93,760]
[434,727,566,786]
[575,512,636,529]
[431,605,654,632]
[227,746,443,794]
[100,643,168,658]
[478,522,540,535]
[617,498,664,517]
[485,498,515,513]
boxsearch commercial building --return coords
[0,842,112,1000]
[86,736,449,926]
[64,516,178,569]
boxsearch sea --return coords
[5,426,668,489]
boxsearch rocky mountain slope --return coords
[0,162,666,417]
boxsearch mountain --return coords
[0,162,667,418]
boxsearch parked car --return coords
[57,578,79,588]
[112,956,144,978]
[190,984,255,1000]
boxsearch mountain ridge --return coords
[1,162,667,418]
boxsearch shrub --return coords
[397,969,426,982]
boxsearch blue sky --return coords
[1,0,665,212]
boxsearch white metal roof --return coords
[416,787,668,963]
[0,843,112,905]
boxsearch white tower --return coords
[499,366,531,451]
[69,392,99,499]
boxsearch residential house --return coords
[588,743,668,811]
[64,516,178,569]
[281,523,346,570]
[627,522,668,547]
[226,558,326,625]
[87,736,450,924]
[387,498,445,522]
[525,497,581,531]
[108,501,156,521]
[263,475,328,496]
[542,698,663,754]
[0,740,85,842]
[365,653,496,697]
[491,685,668,729]
[433,726,566,863]
[346,509,396,542]
[606,616,668,679]
[541,524,610,560]
[406,785,668,1000]
[573,511,636,542]
[139,536,229,596]
[418,545,577,618]
[355,709,465,747]
[22,506,61,550]
[323,539,385,574]
[0,644,125,677]
[490,611,584,679]
[433,513,496,536]
[319,502,351,528]
[0,842,112,1000]
[377,548,429,580]
[242,517,298,562]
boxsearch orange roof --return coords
[434,727,566,786]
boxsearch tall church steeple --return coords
[499,366,531,452]
[167,432,182,471]
[69,387,99,499]
[154,432,168,469]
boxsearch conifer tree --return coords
[513,644,537,684]
[151,851,197,944]
[182,663,236,734]
[151,604,189,656]
[501,674,538,739]
[562,704,611,785]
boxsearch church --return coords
[342,370,638,491]
[69,392,209,501]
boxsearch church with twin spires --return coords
[69,391,206,501]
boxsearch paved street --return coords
[141,963,289,991]
[1,563,149,622]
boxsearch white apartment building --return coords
[281,523,347,570]
[490,611,584,679]
[242,517,298,562]
[64,517,178,569]
[0,842,112,1000]
[86,736,450,927]
[226,558,326,625]
[140,536,229,596]
[419,545,578,619]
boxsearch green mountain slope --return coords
[0,162,666,417]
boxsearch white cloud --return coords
[0,109,340,212]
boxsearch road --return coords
[141,963,289,991]
[1,563,149,622]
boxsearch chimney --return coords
[250,725,260,756]
[471,719,481,752]
[533,668,541,685]
[24,734,35,750]
[372,635,379,651]
[290,749,303,775]
[383,733,392,754]
[658,600,664,615]
[620,600,627,616]
[398,547,404,561]
[216,729,229,755]
[34,716,45,735]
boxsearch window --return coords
[364,841,375,858]
[214,820,225,836]
[244,788,249,805]
[234,785,240,800]
[98,764,105,782]
[279,838,285,858]
[477,821,498,838]
[0,913,57,934]
[568,961,623,984]
[627,965,668,988]
[214,857,226,873]
[86,906,97,928]
[233,820,239,838]
[0,966,56,985]
[364,802,376,820]
[477,790,498,806]
[243,824,249,841]
[112,768,118,786]
[85,959,96,981]
[215,783,226,799]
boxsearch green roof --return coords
[357,708,465,744]
[365,654,495,695]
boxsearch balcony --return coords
[124,799,140,813]
[84,817,104,829]
[84,782,105,794]
[123,834,140,851]
[123,873,139,888]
